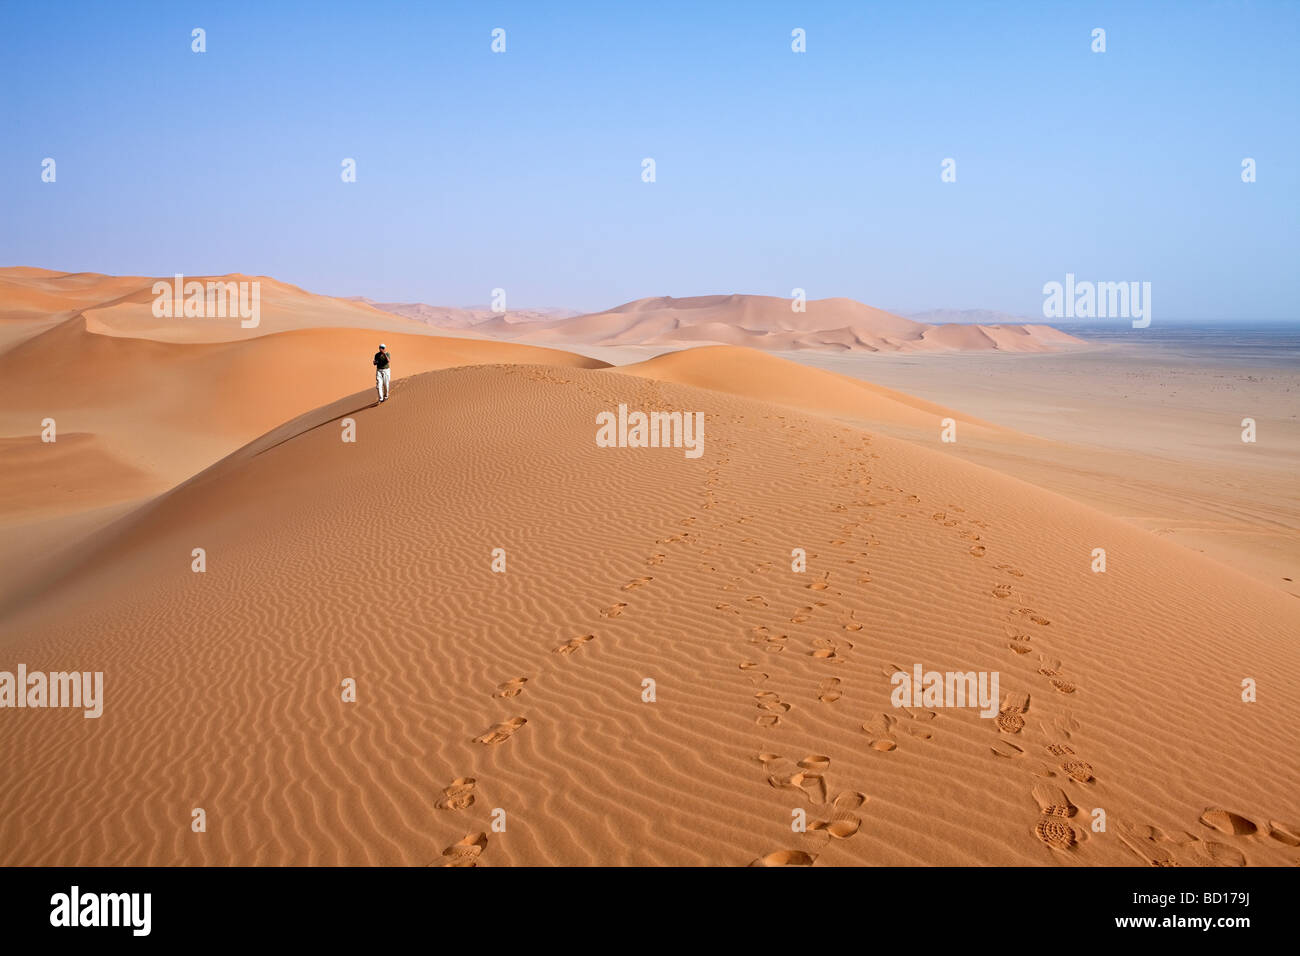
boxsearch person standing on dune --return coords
[373,343,391,403]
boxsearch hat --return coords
[379,343,386,348]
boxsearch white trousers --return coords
[376,368,390,400]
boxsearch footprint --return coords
[600,602,628,618]
[1060,759,1095,783]
[1014,607,1051,626]
[1118,822,1245,867]
[761,756,827,803]
[996,564,1024,577]
[474,716,527,745]
[810,638,842,662]
[832,790,868,811]
[1034,816,1079,851]
[738,661,770,686]
[438,831,488,867]
[991,740,1025,759]
[817,677,842,703]
[997,694,1029,732]
[435,777,477,811]
[749,630,788,653]
[992,584,1015,600]
[1266,821,1300,846]
[1117,824,1181,867]
[623,576,654,590]
[1198,808,1257,837]
[1005,625,1032,646]
[1037,657,1062,677]
[647,553,666,566]
[749,850,816,867]
[810,791,869,839]
[1032,783,1077,818]
[1049,679,1077,695]
[862,713,898,751]
[793,773,827,804]
[755,692,789,711]
[791,606,814,623]
[969,545,986,557]
[1001,691,1030,714]
[1196,840,1247,866]
[553,634,594,655]
[995,712,1025,734]
[494,676,529,698]
[746,595,769,607]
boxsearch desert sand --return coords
[369,292,1087,354]
[794,345,1300,598]
[1,270,1296,867]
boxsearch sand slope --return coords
[0,316,609,509]
[617,345,1002,432]
[2,364,1296,866]
[0,268,158,324]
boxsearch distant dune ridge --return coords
[1,270,1083,353]
[1,266,1295,867]
[365,293,1087,353]
[900,308,1043,326]
[345,297,583,330]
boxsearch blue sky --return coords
[1,1,1296,318]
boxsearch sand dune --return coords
[348,298,582,330]
[0,315,609,509]
[1,268,1293,868]
[460,294,1086,353]
[2,363,1296,866]
[0,268,156,323]
[5,269,1083,355]
[616,345,1001,432]
[0,267,440,344]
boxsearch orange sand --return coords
[1,270,1295,867]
